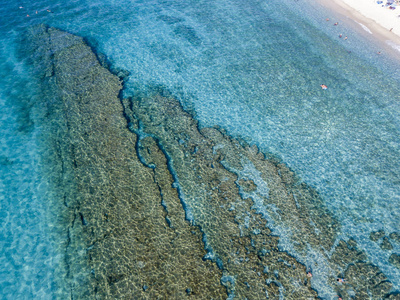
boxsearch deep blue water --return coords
[0,0,399,298]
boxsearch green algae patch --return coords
[24,25,396,299]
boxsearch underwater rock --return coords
[389,254,400,269]
[345,262,393,299]
[124,92,321,298]
[390,232,400,243]
[24,25,397,299]
[0,155,13,166]
[25,24,224,299]
[370,230,386,242]
[125,92,395,299]
[331,239,394,299]
[173,24,202,46]
[380,236,394,251]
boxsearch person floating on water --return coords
[320,84,328,90]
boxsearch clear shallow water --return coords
[0,33,63,298]
[1,0,400,298]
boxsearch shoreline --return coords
[316,0,400,57]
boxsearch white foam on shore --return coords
[386,39,400,52]
[356,21,372,34]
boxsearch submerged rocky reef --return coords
[23,25,398,299]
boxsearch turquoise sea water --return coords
[1,0,400,298]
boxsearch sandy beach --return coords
[318,0,400,53]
